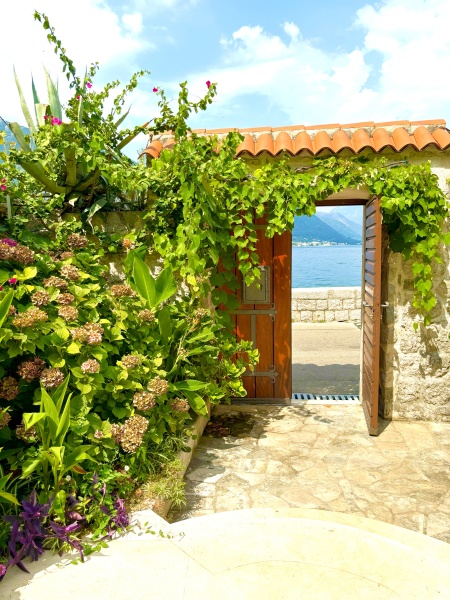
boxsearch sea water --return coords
[291,246,362,288]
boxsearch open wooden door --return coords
[362,196,382,435]
[233,220,291,403]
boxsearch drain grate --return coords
[292,392,360,405]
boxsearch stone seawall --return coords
[292,287,362,323]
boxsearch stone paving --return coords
[169,404,450,543]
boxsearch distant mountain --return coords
[330,205,363,227]
[316,211,362,242]
[292,214,360,245]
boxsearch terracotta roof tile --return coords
[144,119,450,158]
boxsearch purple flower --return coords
[86,82,92,89]
[8,278,17,285]
[1,238,18,247]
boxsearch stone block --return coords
[300,311,313,322]
[335,310,349,322]
[350,309,362,322]
[316,300,328,310]
[292,311,301,322]
[328,299,343,310]
[292,288,329,300]
[313,311,325,322]
[330,288,358,300]
[298,299,317,311]
[325,311,335,322]
[343,298,356,310]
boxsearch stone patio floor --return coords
[169,404,450,543]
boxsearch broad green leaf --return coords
[116,121,150,150]
[21,266,37,280]
[112,406,128,419]
[52,376,70,414]
[0,474,11,490]
[13,67,36,135]
[182,390,208,416]
[171,380,208,391]
[154,266,177,305]
[44,67,62,121]
[66,342,81,354]
[52,489,66,521]
[114,106,130,128]
[35,103,49,127]
[0,491,19,505]
[21,456,44,478]
[132,254,156,308]
[22,412,46,430]
[41,387,59,439]
[63,445,95,473]
[8,122,32,152]
[87,197,107,220]
[157,306,172,343]
[0,290,14,329]
[55,397,71,445]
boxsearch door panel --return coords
[362,196,382,435]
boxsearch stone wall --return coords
[292,287,361,323]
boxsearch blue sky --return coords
[2,0,450,154]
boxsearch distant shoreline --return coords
[292,242,362,247]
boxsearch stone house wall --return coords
[292,287,361,324]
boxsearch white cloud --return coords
[0,1,151,123]
[122,12,144,35]
[181,0,450,128]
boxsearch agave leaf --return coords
[77,95,84,127]
[35,103,49,127]
[19,159,66,194]
[13,67,36,135]
[44,67,62,121]
[32,76,40,105]
[114,106,130,129]
[8,122,32,152]
[116,121,150,150]
[64,145,77,187]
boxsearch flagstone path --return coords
[169,404,450,543]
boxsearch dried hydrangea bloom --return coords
[13,308,48,328]
[133,391,155,411]
[194,308,209,319]
[57,293,75,305]
[67,233,88,249]
[147,376,168,397]
[70,322,104,345]
[120,415,148,453]
[7,305,17,316]
[61,265,80,281]
[12,245,35,265]
[110,284,136,298]
[81,359,100,374]
[59,251,74,260]
[170,398,190,413]
[16,421,38,442]
[0,411,11,429]
[40,368,64,389]
[121,355,140,369]
[0,243,15,260]
[17,356,46,382]
[0,376,19,401]
[138,309,155,322]
[43,276,68,290]
[94,430,103,439]
[110,423,124,445]
[31,290,51,307]
[58,306,79,321]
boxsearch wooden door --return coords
[233,222,291,402]
[362,196,382,435]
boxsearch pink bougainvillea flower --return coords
[152,87,158,92]
[8,278,18,285]
[52,117,62,126]
[0,285,3,291]
[1,178,5,182]
[0,185,6,192]
[76,95,81,100]
[44,115,49,121]
[206,80,211,88]
[1,239,17,247]
[86,82,92,89]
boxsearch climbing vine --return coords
[145,135,450,326]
